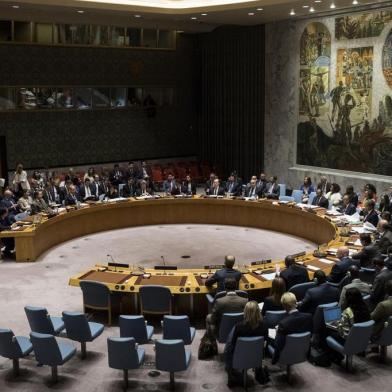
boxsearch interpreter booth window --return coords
[55,25,73,44]
[74,88,92,110]
[72,25,90,45]
[0,20,12,41]
[91,25,109,46]
[158,30,175,49]
[92,88,111,108]
[17,87,38,109]
[142,29,158,48]
[126,28,141,47]
[56,88,75,109]
[34,23,53,44]
[110,26,126,46]
[127,88,143,107]
[14,21,32,42]
[0,88,16,110]
[111,88,127,108]
[34,88,57,109]
[143,88,174,107]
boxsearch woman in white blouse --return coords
[17,189,33,213]
[326,183,343,207]
[12,163,30,195]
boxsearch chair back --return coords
[232,336,264,370]
[79,281,111,308]
[30,332,62,366]
[155,339,187,372]
[218,313,243,343]
[163,316,192,345]
[62,312,91,342]
[313,302,338,333]
[264,310,287,329]
[375,316,392,346]
[292,190,303,204]
[278,332,311,365]
[119,315,148,343]
[24,306,55,334]
[289,281,316,301]
[139,285,171,314]
[344,320,374,356]
[0,329,23,358]
[308,192,316,205]
[279,196,295,202]
[359,268,376,284]
[278,184,286,197]
[107,337,140,370]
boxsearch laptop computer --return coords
[323,306,342,330]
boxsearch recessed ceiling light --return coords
[315,0,322,3]
[290,9,296,15]
[256,8,263,11]
[248,12,255,16]
[309,6,315,12]
[11,5,20,8]
[77,10,84,14]
[134,14,141,18]
[191,16,197,19]
[177,30,184,33]
[352,0,358,4]
[330,2,336,8]
[201,13,207,16]
[302,5,309,8]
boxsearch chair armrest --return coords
[206,294,214,304]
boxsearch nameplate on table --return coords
[251,259,272,266]
[204,265,225,270]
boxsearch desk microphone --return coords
[107,254,116,271]
[161,255,166,275]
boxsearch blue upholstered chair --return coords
[162,316,196,345]
[292,190,303,204]
[326,320,375,371]
[307,192,316,205]
[0,328,33,376]
[278,184,286,197]
[232,336,264,390]
[62,311,104,359]
[119,315,154,344]
[373,316,392,362]
[155,339,191,390]
[218,313,244,344]
[107,337,145,389]
[30,332,76,383]
[279,196,295,202]
[264,310,287,329]
[24,306,65,335]
[139,285,172,315]
[79,280,113,325]
[206,290,248,313]
[289,282,316,302]
[268,332,311,383]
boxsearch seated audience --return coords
[205,255,242,292]
[30,170,45,191]
[280,255,309,289]
[299,176,314,203]
[205,278,248,337]
[339,266,371,309]
[379,194,392,215]
[326,183,342,208]
[381,211,392,223]
[163,174,180,196]
[225,301,267,387]
[299,270,339,314]
[181,174,196,196]
[139,161,152,179]
[345,185,359,207]
[109,164,124,186]
[265,176,280,199]
[122,177,137,198]
[136,180,154,196]
[126,161,139,181]
[90,175,105,199]
[376,219,392,254]
[328,246,357,284]
[107,184,119,199]
[79,178,96,201]
[209,178,225,196]
[64,184,80,206]
[244,178,260,198]
[205,172,216,195]
[340,194,357,215]
[257,173,268,195]
[370,257,392,309]
[17,190,32,213]
[31,190,55,215]
[363,183,377,202]
[44,178,62,205]
[225,174,241,196]
[261,277,286,316]
[362,199,379,228]
[271,292,313,364]
[352,233,380,267]
[312,188,329,209]
[0,190,19,219]
[0,207,16,257]
[12,163,30,197]
[83,167,95,182]
[371,280,392,340]
[317,176,330,195]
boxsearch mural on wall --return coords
[335,11,392,40]
[297,14,392,176]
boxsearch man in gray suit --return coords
[205,278,248,337]
[371,280,392,339]
[339,265,371,309]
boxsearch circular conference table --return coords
[1,197,349,315]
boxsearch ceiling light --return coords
[302,5,309,8]
[191,16,197,19]
[256,8,263,11]
[77,10,84,14]
[309,6,315,12]
[352,0,358,4]
[315,0,322,3]
[248,12,255,16]
[201,13,207,16]
[290,9,296,15]
[134,14,141,17]
[330,2,336,8]
[177,30,184,33]
[11,5,20,8]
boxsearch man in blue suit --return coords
[205,255,242,292]
[340,194,357,215]
[328,246,357,284]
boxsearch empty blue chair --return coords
[292,190,303,204]
[289,282,316,302]
[307,192,316,205]
[218,313,244,344]
[162,316,196,345]
[0,328,33,376]
[79,280,113,325]
[264,310,287,329]
[279,196,295,202]
[30,332,76,383]
[24,306,65,335]
[107,337,145,389]
[278,184,286,197]
[62,311,104,359]
[139,285,172,315]
[119,315,154,344]
[268,332,311,383]
[155,339,191,390]
[326,320,374,371]
[232,336,264,389]
[373,316,392,362]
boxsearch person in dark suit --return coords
[370,258,392,309]
[0,207,16,257]
[135,180,154,196]
[163,174,180,196]
[312,188,329,209]
[328,246,357,284]
[271,292,313,364]
[126,161,139,181]
[362,199,379,227]
[89,175,104,199]
[257,173,268,196]
[181,175,196,196]
[205,173,216,195]
[345,185,359,207]
[139,161,152,179]
[43,178,62,205]
[340,194,357,215]
[265,176,280,199]
[122,177,137,198]
[261,277,286,316]
[206,278,248,337]
[299,270,340,314]
[31,190,55,215]
[109,164,124,186]
[317,176,331,196]
[205,255,242,292]
[209,178,225,196]
[64,185,80,206]
[0,190,18,219]
[79,178,96,201]
[376,219,392,254]
[352,233,380,268]
[244,179,261,198]
[280,255,309,289]
[225,174,241,196]
[371,280,392,340]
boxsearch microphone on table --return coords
[161,255,166,275]
[107,254,116,271]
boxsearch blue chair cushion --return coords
[326,336,345,355]
[89,322,104,340]
[146,325,154,341]
[15,336,33,356]
[50,317,65,334]
[58,340,77,364]
[137,347,145,365]
[185,350,191,367]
